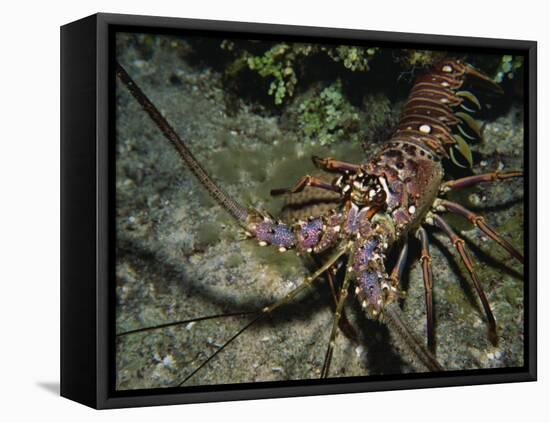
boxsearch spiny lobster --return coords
[116,56,524,387]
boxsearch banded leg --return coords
[387,240,443,370]
[312,156,362,174]
[388,241,409,290]
[416,227,435,352]
[431,214,497,345]
[270,175,339,196]
[179,246,349,386]
[435,199,523,263]
[325,263,358,342]
[321,259,353,378]
[440,170,522,193]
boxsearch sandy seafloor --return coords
[114,34,525,390]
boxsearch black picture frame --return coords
[61,12,537,409]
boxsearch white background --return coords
[0,0,545,421]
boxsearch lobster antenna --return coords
[177,313,265,386]
[115,61,250,225]
[117,310,257,337]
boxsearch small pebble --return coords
[163,355,175,368]
[469,193,482,206]
[133,59,146,68]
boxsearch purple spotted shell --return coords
[358,270,383,312]
[254,221,296,248]
[353,238,379,271]
[297,218,323,251]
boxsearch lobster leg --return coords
[270,175,339,196]
[430,214,497,345]
[321,259,353,378]
[440,170,522,193]
[388,241,409,290]
[435,199,523,263]
[325,263,359,342]
[312,155,362,174]
[416,227,435,353]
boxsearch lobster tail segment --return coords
[393,59,500,168]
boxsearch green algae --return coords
[294,80,361,146]
[222,41,378,105]
[494,55,524,83]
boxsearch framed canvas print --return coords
[60,13,537,409]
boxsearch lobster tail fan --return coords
[393,59,496,169]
